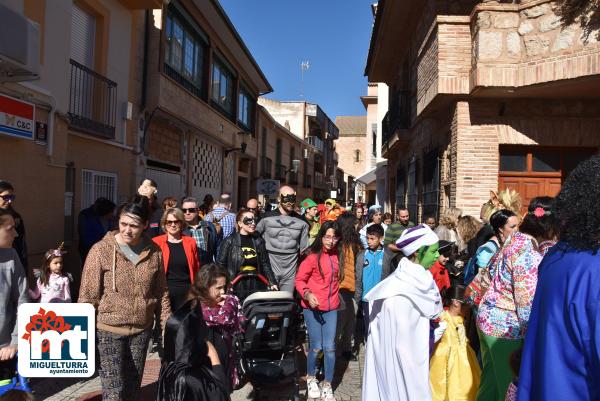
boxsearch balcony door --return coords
[70,4,95,120]
[71,4,95,68]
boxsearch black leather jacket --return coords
[217,232,276,285]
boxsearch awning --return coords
[355,167,377,184]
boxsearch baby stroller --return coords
[233,286,303,401]
[0,356,31,396]
[231,270,270,305]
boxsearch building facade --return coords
[335,115,367,204]
[258,98,341,202]
[255,105,319,206]
[366,0,600,220]
[0,0,160,261]
[139,0,272,208]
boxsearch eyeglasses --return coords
[323,235,340,241]
[242,217,256,225]
[0,195,15,202]
[165,220,182,226]
[182,208,198,213]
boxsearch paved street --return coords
[30,346,364,400]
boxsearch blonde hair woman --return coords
[435,207,463,243]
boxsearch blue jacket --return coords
[517,243,600,401]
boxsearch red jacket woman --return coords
[152,208,200,311]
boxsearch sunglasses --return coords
[280,194,296,204]
[0,194,15,202]
[182,208,198,213]
[165,220,182,226]
[242,217,256,225]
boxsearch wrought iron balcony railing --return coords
[68,59,117,139]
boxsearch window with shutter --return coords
[71,4,96,68]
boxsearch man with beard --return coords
[256,186,308,293]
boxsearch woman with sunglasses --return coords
[153,208,200,311]
[218,209,278,297]
[0,181,28,277]
[295,221,343,401]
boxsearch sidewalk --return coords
[30,347,364,400]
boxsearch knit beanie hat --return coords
[395,224,439,256]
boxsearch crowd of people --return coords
[0,155,600,401]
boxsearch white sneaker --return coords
[321,383,336,401]
[307,376,321,399]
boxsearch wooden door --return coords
[498,176,562,214]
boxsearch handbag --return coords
[466,265,492,307]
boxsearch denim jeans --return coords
[303,308,338,383]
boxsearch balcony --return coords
[306,136,324,153]
[261,157,272,178]
[382,90,411,148]
[275,164,287,181]
[68,59,117,139]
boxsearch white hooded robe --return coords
[362,257,442,401]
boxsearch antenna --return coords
[300,60,310,98]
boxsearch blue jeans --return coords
[303,308,337,383]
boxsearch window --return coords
[275,139,282,165]
[500,149,527,171]
[71,4,96,68]
[355,150,361,162]
[238,88,254,130]
[422,150,440,220]
[372,123,377,157]
[211,58,234,116]
[81,169,117,209]
[407,158,418,221]
[164,8,206,97]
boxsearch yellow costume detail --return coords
[430,311,481,401]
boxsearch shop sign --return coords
[0,94,35,140]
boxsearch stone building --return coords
[0,0,160,261]
[139,0,272,207]
[335,116,367,203]
[258,98,341,201]
[366,0,600,220]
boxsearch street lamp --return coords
[224,131,248,157]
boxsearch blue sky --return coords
[219,0,375,120]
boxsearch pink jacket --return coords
[295,251,340,311]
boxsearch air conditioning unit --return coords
[0,3,40,82]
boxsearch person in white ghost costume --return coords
[362,224,442,401]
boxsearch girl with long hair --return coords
[295,221,343,401]
[29,243,71,303]
[335,213,363,360]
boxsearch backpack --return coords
[207,211,227,237]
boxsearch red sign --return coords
[0,94,35,140]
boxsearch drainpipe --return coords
[46,94,56,159]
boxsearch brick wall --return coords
[452,101,500,217]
